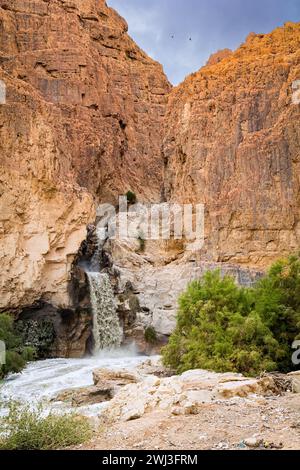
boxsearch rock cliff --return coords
[1,2,300,356]
[0,0,171,314]
[163,22,300,269]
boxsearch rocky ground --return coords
[78,394,300,451]
[61,358,300,451]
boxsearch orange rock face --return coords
[0,0,171,310]
[163,23,300,268]
[1,0,300,327]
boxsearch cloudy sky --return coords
[107,0,300,84]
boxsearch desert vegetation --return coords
[0,314,35,379]
[0,402,92,450]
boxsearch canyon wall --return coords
[0,0,171,313]
[1,1,300,356]
[163,23,300,269]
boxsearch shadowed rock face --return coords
[0,0,171,315]
[163,22,300,269]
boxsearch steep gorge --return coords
[0,1,300,357]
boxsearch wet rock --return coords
[54,367,144,407]
[215,376,277,399]
[17,301,92,358]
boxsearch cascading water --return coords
[0,349,146,417]
[87,272,122,353]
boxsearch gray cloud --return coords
[108,0,300,84]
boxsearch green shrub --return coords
[126,190,137,205]
[137,232,146,252]
[0,314,36,379]
[162,256,300,376]
[0,402,92,450]
[254,254,300,371]
[144,326,157,344]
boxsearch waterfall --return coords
[87,272,122,353]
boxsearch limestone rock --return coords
[163,22,300,269]
[104,220,262,340]
[54,366,144,407]
[93,368,141,387]
[136,357,171,377]
[55,385,114,407]
[102,365,278,423]
[206,49,232,66]
[288,371,300,393]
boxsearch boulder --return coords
[102,365,281,423]
[214,376,277,399]
[288,371,300,393]
[93,368,141,387]
[0,0,170,316]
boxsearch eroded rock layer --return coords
[163,23,300,268]
[0,0,171,313]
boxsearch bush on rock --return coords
[162,254,300,376]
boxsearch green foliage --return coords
[0,314,36,379]
[162,255,300,376]
[0,402,92,450]
[16,319,55,358]
[144,326,157,344]
[126,190,137,205]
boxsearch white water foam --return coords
[0,347,146,417]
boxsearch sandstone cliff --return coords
[0,0,171,312]
[1,3,300,357]
[163,22,300,268]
